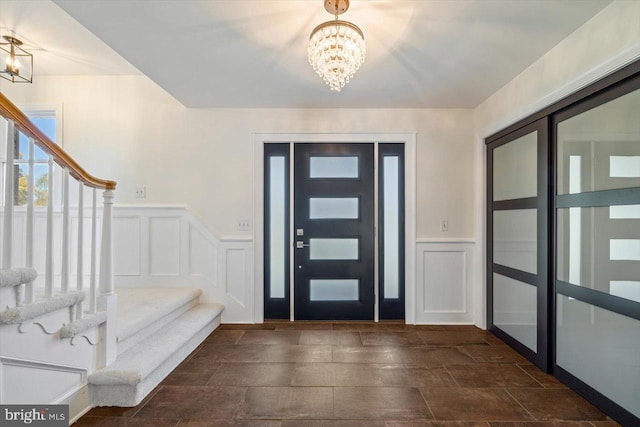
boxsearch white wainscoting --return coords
[415,239,475,324]
[111,206,253,323]
[0,357,86,404]
[4,206,479,325]
[0,306,97,420]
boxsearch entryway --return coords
[261,138,408,321]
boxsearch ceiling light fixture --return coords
[308,0,365,92]
[0,36,33,84]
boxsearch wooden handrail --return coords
[0,92,116,190]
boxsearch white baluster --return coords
[90,188,97,314]
[98,189,117,366]
[99,190,114,296]
[76,181,84,319]
[25,138,35,304]
[61,169,69,293]
[2,120,15,270]
[45,156,54,298]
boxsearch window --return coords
[1,107,62,208]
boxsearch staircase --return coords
[89,288,223,407]
[0,268,224,414]
[0,92,224,421]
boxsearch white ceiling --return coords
[0,0,139,76]
[3,0,612,108]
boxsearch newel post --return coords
[98,189,117,366]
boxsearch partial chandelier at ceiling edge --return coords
[0,36,33,84]
[308,0,366,92]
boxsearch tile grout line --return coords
[230,385,249,421]
[129,384,165,418]
[441,363,462,388]
[515,363,546,388]
[417,385,437,421]
[504,386,538,421]
[204,362,225,387]
[331,385,336,420]
[233,329,246,344]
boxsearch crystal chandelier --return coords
[308,0,366,92]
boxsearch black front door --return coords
[294,143,375,320]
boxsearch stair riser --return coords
[90,314,221,407]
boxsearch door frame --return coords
[253,132,417,323]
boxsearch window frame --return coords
[0,103,63,209]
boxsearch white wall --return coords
[473,0,640,326]
[0,77,475,239]
[475,0,640,138]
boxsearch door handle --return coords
[296,241,310,249]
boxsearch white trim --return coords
[0,356,87,409]
[373,142,379,322]
[479,41,640,139]
[114,204,189,210]
[16,103,64,149]
[220,235,253,242]
[68,385,91,425]
[253,132,417,324]
[416,238,476,244]
[416,241,475,324]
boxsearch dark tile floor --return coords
[77,322,620,427]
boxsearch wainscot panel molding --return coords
[111,205,254,323]
[0,305,98,422]
[0,357,86,404]
[416,240,476,324]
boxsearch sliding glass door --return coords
[487,118,549,369]
[487,61,640,426]
[553,77,640,424]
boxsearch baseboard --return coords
[56,383,90,425]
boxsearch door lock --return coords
[296,241,310,249]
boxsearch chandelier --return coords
[308,0,366,92]
[0,36,33,84]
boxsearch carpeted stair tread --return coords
[116,287,202,343]
[90,303,223,386]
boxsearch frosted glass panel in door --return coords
[557,88,640,194]
[493,273,537,351]
[383,156,400,299]
[309,198,359,219]
[310,279,359,301]
[309,238,358,260]
[269,156,286,298]
[493,132,538,201]
[493,209,537,273]
[556,294,640,418]
[309,156,358,178]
